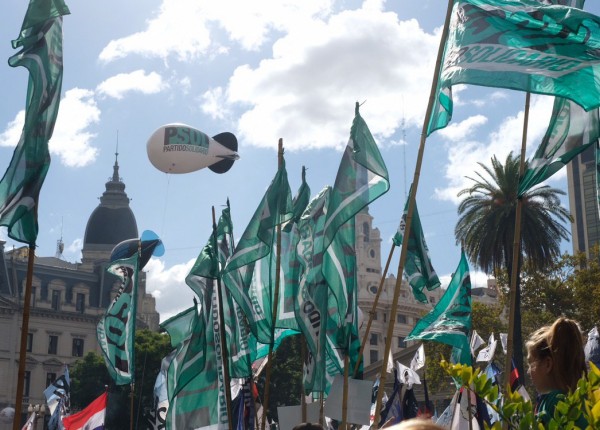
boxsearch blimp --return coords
[147,124,239,174]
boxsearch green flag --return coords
[323,102,389,322]
[393,192,441,303]
[0,0,70,244]
[223,161,293,344]
[96,253,139,385]
[406,251,472,365]
[428,0,600,135]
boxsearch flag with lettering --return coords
[406,251,472,365]
[44,366,70,430]
[96,253,139,385]
[427,0,600,136]
[223,161,293,344]
[393,192,440,303]
[0,0,70,244]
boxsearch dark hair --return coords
[292,423,324,430]
[526,317,587,392]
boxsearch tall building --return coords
[0,156,159,426]
[567,145,600,258]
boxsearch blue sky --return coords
[1,0,599,321]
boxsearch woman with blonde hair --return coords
[525,317,587,426]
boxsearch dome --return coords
[82,155,138,250]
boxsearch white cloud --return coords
[439,269,490,290]
[438,115,487,142]
[224,9,439,150]
[0,88,101,168]
[434,95,554,204]
[66,238,83,260]
[98,0,333,62]
[201,87,231,121]
[145,257,196,322]
[96,70,167,100]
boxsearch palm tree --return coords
[455,152,571,377]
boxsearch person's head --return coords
[292,423,323,430]
[525,317,586,394]
[386,418,444,430]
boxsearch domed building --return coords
[0,156,159,424]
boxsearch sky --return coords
[1,0,599,322]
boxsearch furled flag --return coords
[0,0,70,245]
[410,344,426,371]
[96,253,139,385]
[406,251,472,365]
[476,334,497,363]
[470,331,485,357]
[379,368,403,427]
[44,366,70,430]
[393,191,440,303]
[427,0,600,136]
[62,392,107,430]
[519,98,600,195]
[509,359,531,401]
[223,159,293,344]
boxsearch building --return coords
[0,157,159,427]
[566,144,600,258]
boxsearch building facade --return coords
[0,158,159,427]
[566,145,600,258]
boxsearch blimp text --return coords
[164,126,209,154]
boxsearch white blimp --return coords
[147,124,239,174]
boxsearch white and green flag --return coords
[428,0,600,135]
[393,192,440,303]
[223,162,293,344]
[97,253,139,385]
[0,0,70,245]
[406,251,472,365]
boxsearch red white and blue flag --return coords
[62,392,107,430]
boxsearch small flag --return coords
[475,334,497,363]
[62,392,107,430]
[406,251,472,365]
[410,344,425,371]
[21,413,35,430]
[585,326,600,368]
[393,192,440,303]
[509,360,531,402]
[44,366,70,430]
[470,331,485,357]
[499,333,508,355]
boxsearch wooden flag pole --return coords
[372,0,454,427]
[353,243,395,377]
[213,206,234,430]
[341,353,350,430]
[504,92,530,389]
[261,139,285,430]
[12,245,35,430]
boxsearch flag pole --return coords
[504,92,530,389]
[213,206,234,430]
[130,239,142,430]
[13,245,35,430]
[261,138,285,430]
[372,0,454,426]
[354,243,395,377]
[341,353,350,430]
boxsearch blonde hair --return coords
[386,418,445,430]
[525,317,586,392]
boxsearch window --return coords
[51,290,60,310]
[72,338,84,357]
[24,371,30,397]
[26,333,33,352]
[370,333,378,346]
[75,293,85,313]
[397,314,407,324]
[363,222,370,242]
[369,285,378,295]
[48,335,58,354]
[46,373,56,387]
[370,350,378,364]
[369,249,376,258]
[397,336,406,348]
[383,313,387,323]
[30,287,36,308]
[372,311,377,321]
[429,296,436,304]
